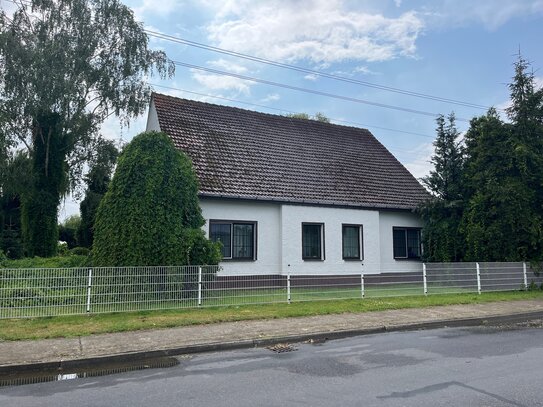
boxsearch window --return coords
[342,224,363,260]
[210,221,256,260]
[393,227,422,259]
[302,223,324,260]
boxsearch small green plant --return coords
[57,241,69,256]
[528,280,539,291]
[0,249,7,266]
[1,254,91,269]
[70,247,90,256]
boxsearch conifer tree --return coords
[419,113,465,261]
[462,54,543,261]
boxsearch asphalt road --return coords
[2,320,543,407]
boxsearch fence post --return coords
[476,262,481,295]
[422,263,427,296]
[86,268,93,313]
[287,272,291,304]
[361,273,365,298]
[523,262,528,290]
[197,266,202,306]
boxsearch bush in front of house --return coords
[92,131,220,267]
[1,254,91,269]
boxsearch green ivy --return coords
[93,131,220,267]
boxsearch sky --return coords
[2,0,543,220]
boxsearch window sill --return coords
[343,258,363,261]
[302,258,325,262]
[220,258,257,262]
[393,257,422,261]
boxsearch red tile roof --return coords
[152,93,429,210]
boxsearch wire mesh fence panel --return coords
[0,267,89,318]
[527,264,543,288]
[0,262,534,319]
[478,262,525,292]
[89,266,201,313]
[290,275,362,301]
[425,262,478,294]
[202,274,287,306]
[363,272,424,298]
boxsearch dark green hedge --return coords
[92,131,219,267]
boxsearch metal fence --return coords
[0,262,541,319]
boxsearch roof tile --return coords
[152,93,429,210]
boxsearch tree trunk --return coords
[22,113,66,257]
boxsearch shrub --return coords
[1,254,91,269]
[58,215,81,249]
[186,228,222,266]
[70,246,90,256]
[93,131,208,267]
[0,249,7,266]
[57,241,69,256]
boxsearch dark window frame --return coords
[392,227,422,260]
[302,222,325,261]
[342,224,364,260]
[209,219,258,261]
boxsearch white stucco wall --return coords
[146,99,160,132]
[379,211,423,273]
[200,199,423,275]
[280,204,380,275]
[200,198,282,275]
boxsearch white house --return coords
[146,93,428,275]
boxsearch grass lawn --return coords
[0,290,541,341]
[0,284,475,318]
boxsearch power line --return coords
[1,0,497,114]
[150,83,435,139]
[149,84,435,159]
[146,30,495,111]
[172,60,470,122]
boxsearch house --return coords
[146,93,429,275]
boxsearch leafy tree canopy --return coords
[0,0,173,174]
[0,0,174,257]
[287,112,330,123]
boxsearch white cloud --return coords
[394,0,402,7]
[261,93,280,103]
[208,58,248,74]
[495,99,511,122]
[189,59,253,93]
[130,0,183,21]
[400,142,434,180]
[353,65,380,75]
[143,25,175,50]
[0,0,18,16]
[353,66,371,74]
[425,0,543,30]
[204,0,424,64]
[59,197,80,222]
[191,70,252,94]
[304,74,319,81]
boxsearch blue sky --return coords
[121,0,543,176]
[8,0,538,219]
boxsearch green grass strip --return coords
[0,290,542,341]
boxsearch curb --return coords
[2,310,543,375]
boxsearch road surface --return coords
[1,320,542,406]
